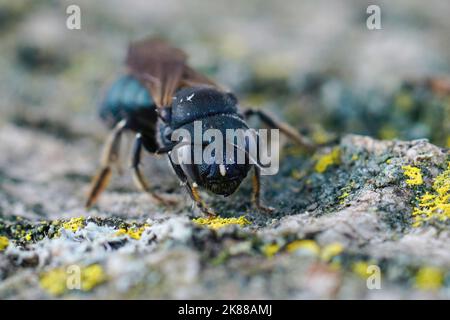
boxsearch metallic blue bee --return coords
[86,38,315,216]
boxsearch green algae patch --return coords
[40,264,107,296]
[193,216,251,230]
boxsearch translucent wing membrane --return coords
[126,38,219,108]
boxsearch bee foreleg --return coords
[243,108,317,151]
[85,120,127,208]
[131,133,176,206]
[185,182,216,217]
[251,165,275,213]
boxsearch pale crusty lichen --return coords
[314,147,341,173]
[0,236,9,251]
[411,162,450,227]
[193,216,251,230]
[402,165,424,186]
[415,267,444,290]
[40,264,107,296]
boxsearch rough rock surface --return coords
[1,123,449,299]
[1,0,450,300]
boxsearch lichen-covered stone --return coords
[1,124,449,299]
[2,0,450,300]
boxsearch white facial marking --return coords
[219,164,226,177]
[186,93,195,102]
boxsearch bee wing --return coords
[126,38,220,108]
[181,65,220,89]
[126,38,187,108]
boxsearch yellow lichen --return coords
[80,264,107,291]
[62,217,85,232]
[290,169,306,180]
[39,268,67,296]
[253,53,296,79]
[314,147,341,173]
[394,92,414,111]
[115,225,147,240]
[0,236,9,251]
[25,232,32,241]
[320,242,344,262]
[379,126,398,140]
[411,162,450,227]
[193,216,251,230]
[402,165,423,186]
[415,267,443,290]
[262,243,280,258]
[338,192,350,205]
[352,261,370,279]
[286,239,320,255]
[286,240,344,263]
[40,264,106,296]
[311,127,333,145]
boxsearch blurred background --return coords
[1,0,450,300]
[1,0,450,145]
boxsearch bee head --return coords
[171,87,255,196]
[176,145,251,196]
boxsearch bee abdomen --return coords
[99,75,156,128]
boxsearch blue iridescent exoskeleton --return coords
[99,75,160,152]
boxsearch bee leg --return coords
[252,165,275,213]
[166,156,215,216]
[186,182,217,217]
[85,119,127,208]
[243,108,317,151]
[131,133,177,206]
